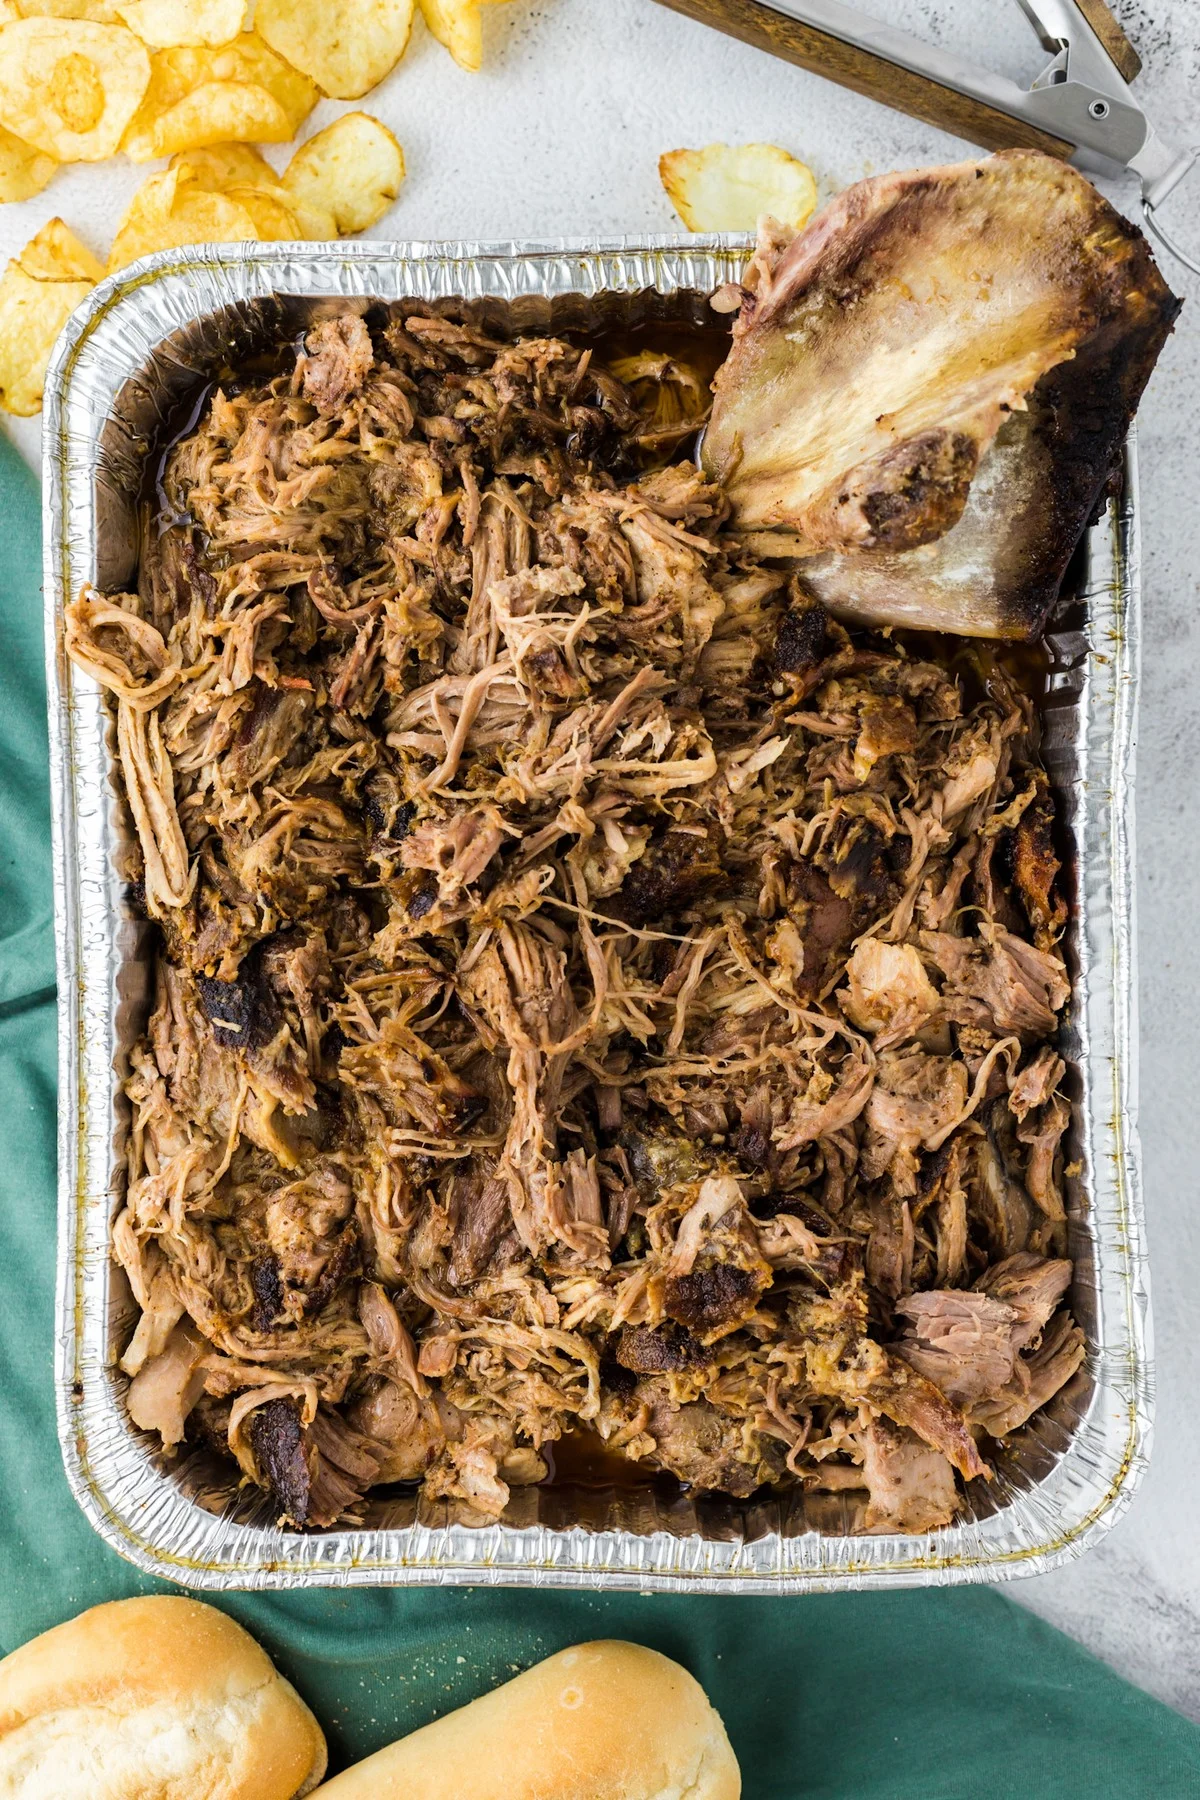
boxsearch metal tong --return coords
[654,0,1199,273]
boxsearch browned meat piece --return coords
[1012,772,1068,948]
[895,1289,1022,1406]
[612,824,725,926]
[773,592,831,676]
[925,924,1069,1038]
[786,860,859,999]
[1016,1092,1070,1221]
[1008,1045,1065,1121]
[249,1255,285,1332]
[860,1417,959,1533]
[976,1253,1071,1350]
[649,1174,773,1343]
[971,1311,1086,1437]
[248,1399,384,1527]
[347,1379,447,1483]
[852,695,918,784]
[125,1321,207,1452]
[662,1262,763,1336]
[248,1398,312,1524]
[618,1128,711,1208]
[606,1378,784,1496]
[615,1323,710,1375]
[895,1256,1077,1442]
[302,315,374,413]
[446,1166,511,1286]
[973,1107,1037,1258]
[195,940,316,1116]
[812,810,895,909]
[862,1356,989,1482]
[706,150,1177,636]
[970,835,1024,935]
[863,1194,914,1303]
[263,1164,359,1320]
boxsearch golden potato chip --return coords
[282,112,403,235]
[171,141,330,238]
[659,142,818,233]
[0,18,149,160]
[169,141,275,190]
[0,121,55,200]
[203,31,323,131]
[114,0,244,49]
[418,0,511,72]
[14,1,120,19]
[256,0,413,101]
[120,32,316,160]
[175,146,303,237]
[224,182,301,239]
[108,164,259,271]
[123,78,290,160]
[0,252,93,414]
[277,188,334,240]
[16,214,102,279]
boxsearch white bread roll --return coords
[0,1595,327,1800]
[311,1640,739,1800]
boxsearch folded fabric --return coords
[5,430,1198,1798]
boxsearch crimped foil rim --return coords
[43,240,1149,1590]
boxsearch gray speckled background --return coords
[3,0,1197,1716]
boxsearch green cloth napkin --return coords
[3,430,1198,1799]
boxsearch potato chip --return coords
[256,0,413,101]
[659,142,818,234]
[169,141,276,190]
[0,121,56,200]
[114,0,244,50]
[123,78,289,160]
[223,182,301,239]
[14,1,120,19]
[277,188,335,240]
[0,250,93,414]
[282,112,403,235]
[169,142,327,240]
[120,32,316,160]
[225,30,319,128]
[0,18,149,160]
[418,0,511,72]
[108,164,259,271]
[16,214,102,279]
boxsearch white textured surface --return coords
[3,0,1199,1717]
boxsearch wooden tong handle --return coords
[657,0,1077,156]
[1075,0,1141,83]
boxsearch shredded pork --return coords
[69,309,1083,1533]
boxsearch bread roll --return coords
[0,1595,327,1800]
[311,1640,739,1800]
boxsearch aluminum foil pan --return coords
[43,239,1149,1592]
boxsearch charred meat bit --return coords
[249,1398,311,1526]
